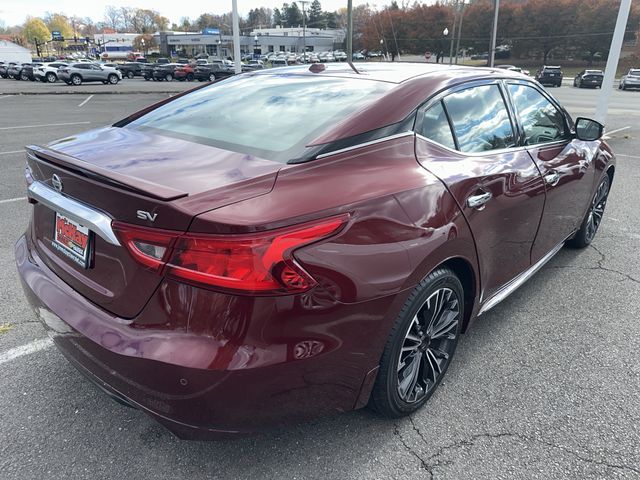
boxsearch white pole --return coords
[595,0,632,124]
[232,0,242,74]
[488,0,499,68]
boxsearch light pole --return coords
[454,1,466,64]
[448,1,458,65]
[141,38,145,56]
[254,35,259,59]
[488,0,500,67]
[442,28,449,64]
[380,38,384,61]
[300,0,308,61]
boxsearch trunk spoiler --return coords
[26,145,188,201]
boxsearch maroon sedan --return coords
[16,64,614,439]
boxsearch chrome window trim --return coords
[315,131,415,159]
[27,181,121,246]
[415,133,533,157]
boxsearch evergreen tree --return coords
[308,0,323,28]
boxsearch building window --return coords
[268,45,274,52]
[280,46,285,52]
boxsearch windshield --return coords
[126,73,394,163]
[629,69,640,76]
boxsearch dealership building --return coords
[158,27,344,58]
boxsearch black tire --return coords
[70,74,82,86]
[567,174,611,249]
[186,73,194,81]
[127,71,134,79]
[209,73,216,82]
[145,77,150,81]
[107,74,119,84]
[573,79,577,87]
[165,73,173,82]
[369,267,464,417]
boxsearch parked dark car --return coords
[141,63,155,80]
[535,65,563,87]
[118,62,144,79]
[194,63,235,82]
[21,63,44,81]
[573,69,604,88]
[0,61,7,78]
[152,63,185,81]
[7,63,25,79]
[17,64,614,439]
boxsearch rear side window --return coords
[419,101,456,150]
[507,83,569,145]
[443,84,516,153]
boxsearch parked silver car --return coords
[619,68,640,90]
[58,63,122,86]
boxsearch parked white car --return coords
[34,62,69,83]
[619,68,640,90]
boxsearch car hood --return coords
[39,126,282,201]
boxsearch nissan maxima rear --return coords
[16,64,614,439]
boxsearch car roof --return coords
[249,62,528,85]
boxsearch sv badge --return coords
[136,210,158,222]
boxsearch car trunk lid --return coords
[25,127,281,318]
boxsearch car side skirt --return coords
[477,235,571,316]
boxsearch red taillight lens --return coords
[113,215,347,294]
[112,222,177,272]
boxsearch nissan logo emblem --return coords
[52,174,63,192]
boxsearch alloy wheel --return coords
[585,177,610,243]
[397,287,460,403]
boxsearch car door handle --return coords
[467,191,492,209]
[544,171,560,187]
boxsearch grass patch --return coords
[0,323,13,334]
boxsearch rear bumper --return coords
[16,233,395,438]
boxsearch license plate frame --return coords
[52,212,92,268]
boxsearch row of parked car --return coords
[0,58,242,85]
[499,64,640,90]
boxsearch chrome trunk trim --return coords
[27,181,121,246]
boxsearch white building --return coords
[0,40,31,63]
[250,27,345,44]
[92,33,140,59]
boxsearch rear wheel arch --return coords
[438,257,477,333]
[606,164,615,184]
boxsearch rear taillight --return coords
[113,215,347,295]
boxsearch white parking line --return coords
[0,121,91,131]
[0,196,27,204]
[0,150,23,155]
[605,126,631,136]
[78,95,94,108]
[0,338,53,366]
[0,95,15,99]
[617,153,640,159]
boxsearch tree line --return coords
[360,0,639,63]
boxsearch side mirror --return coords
[575,117,604,141]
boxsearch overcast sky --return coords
[1,0,383,27]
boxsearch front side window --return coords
[507,83,568,145]
[419,101,456,150]
[443,84,516,153]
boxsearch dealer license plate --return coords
[52,212,91,268]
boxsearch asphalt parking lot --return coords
[0,81,639,479]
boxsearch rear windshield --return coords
[544,67,561,72]
[629,69,640,76]
[126,74,394,163]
